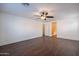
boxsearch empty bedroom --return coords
[0,3,79,56]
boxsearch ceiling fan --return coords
[34,11,54,37]
[34,11,54,21]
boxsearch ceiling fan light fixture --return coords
[41,16,46,20]
[40,11,48,16]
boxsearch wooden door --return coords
[51,21,57,38]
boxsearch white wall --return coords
[45,22,51,36]
[0,12,42,46]
[57,14,79,41]
[47,13,79,41]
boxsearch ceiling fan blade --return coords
[46,16,54,18]
[33,15,40,17]
[35,18,41,19]
[32,18,41,20]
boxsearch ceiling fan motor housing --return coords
[40,11,48,16]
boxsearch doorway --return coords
[51,21,57,38]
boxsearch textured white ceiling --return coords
[0,3,79,20]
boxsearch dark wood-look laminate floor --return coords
[0,36,79,56]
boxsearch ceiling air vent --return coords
[22,3,30,7]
